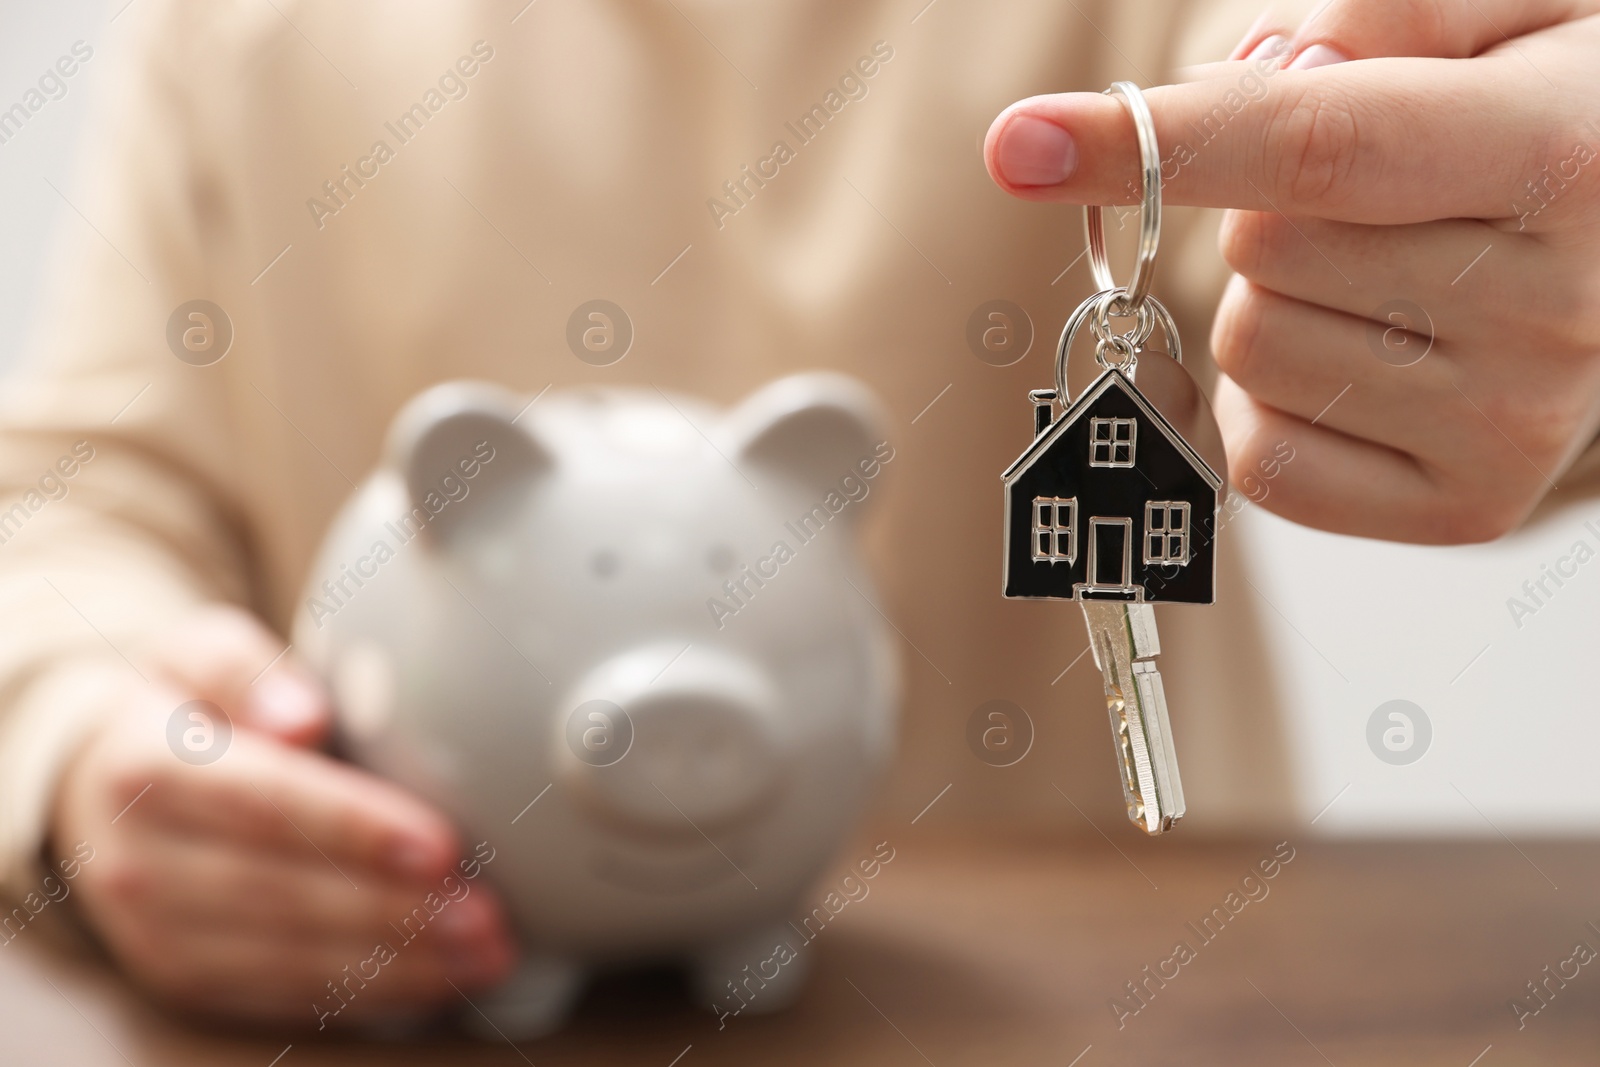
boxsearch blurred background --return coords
[0,1,103,379]
[5,0,1596,837]
[2,2,1598,1064]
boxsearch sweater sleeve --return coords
[0,2,265,899]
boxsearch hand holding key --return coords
[985,0,1600,545]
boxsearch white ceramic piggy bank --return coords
[294,373,898,1036]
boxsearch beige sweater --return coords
[0,0,1317,896]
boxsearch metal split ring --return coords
[1096,333,1137,370]
[1054,288,1184,404]
[1084,81,1161,316]
[1089,287,1153,349]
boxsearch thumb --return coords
[144,604,331,748]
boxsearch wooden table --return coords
[4,828,1598,1066]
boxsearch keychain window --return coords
[1031,496,1077,562]
[1144,501,1191,565]
[1089,418,1137,467]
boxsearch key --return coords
[1081,602,1184,834]
[1002,326,1218,836]
[999,80,1222,835]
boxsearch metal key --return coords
[1081,601,1184,835]
[999,80,1220,835]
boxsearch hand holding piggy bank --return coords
[295,373,899,1036]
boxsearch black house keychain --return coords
[1000,82,1226,834]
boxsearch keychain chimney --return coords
[1028,389,1056,436]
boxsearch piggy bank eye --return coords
[590,550,619,579]
[706,544,735,574]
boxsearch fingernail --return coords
[995,114,1078,187]
[1288,43,1349,70]
[1229,7,1280,60]
[247,672,323,733]
[436,896,490,942]
[1246,34,1290,64]
[390,837,444,881]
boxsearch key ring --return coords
[1054,286,1183,403]
[1003,82,1218,841]
[1084,81,1161,316]
[1090,287,1153,348]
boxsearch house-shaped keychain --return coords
[1002,367,1221,604]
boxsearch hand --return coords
[984,0,1600,543]
[51,605,518,1027]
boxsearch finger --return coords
[1211,277,1460,453]
[129,921,515,1026]
[984,56,1555,222]
[1286,0,1594,65]
[1227,6,1295,62]
[1214,379,1478,542]
[145,604,329,745]
[137,730,462,884]
[1218,211,1530,323]
[125,830,514,953]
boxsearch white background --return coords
[1243,498,1600,834]
[0,0,104,374]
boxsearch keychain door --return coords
[1088,517,1132,591]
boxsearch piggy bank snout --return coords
[556,646,786,833]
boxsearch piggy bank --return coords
[294,374,898,1036]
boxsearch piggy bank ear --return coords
[384,381,550,547]
[724,373,887,503]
